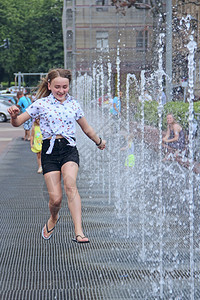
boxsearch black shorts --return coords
[41,138,79,175]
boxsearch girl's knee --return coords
[49,194,62,208]
[65,185,78,200]
[65,184,77,194]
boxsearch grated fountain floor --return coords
[0,137,200,300]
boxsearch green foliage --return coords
[1,81,15,87]
[0,0,64,85]
[163,101,200,130]
[135,101,159,127]
[135,100,200,130]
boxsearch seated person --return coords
[162,113,185,154]
[138,90,152,102]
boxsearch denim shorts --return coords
[41,138,79,175]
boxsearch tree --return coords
[0,0,64,85]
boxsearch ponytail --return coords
[36,77,50,99]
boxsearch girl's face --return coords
[48,76,69,102]
[166,115,174,125]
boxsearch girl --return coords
[162,113,185,151]
[8,68,106,243]
[30,118,43,173]
[162,113,185,159]
[121,134,135,167]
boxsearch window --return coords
[96,31,109,51]
[66,9,72,20]
[66,9,72,26]
[136,30,148,52]
[96,0,108,12]
[66,52,73,69]
[137,0,149,3]
[66,0,72,6]
[66,31,73,50]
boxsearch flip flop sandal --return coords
[72,234,90,244]
[42,216,60,240]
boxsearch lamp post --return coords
[166,0,172,102]
[62,0,67,69]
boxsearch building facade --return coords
[63,0,154,80]
[172,0,200,99]
[62,1,200,99]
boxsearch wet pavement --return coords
[0,133,200,299]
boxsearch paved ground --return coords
[0,130,200,299]
[0,121,24,156]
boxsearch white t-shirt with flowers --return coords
[26,93,84,154]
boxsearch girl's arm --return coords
[162,126,170,142]
[165,124,180,143]
[121,146,128,151]
[77,117,106,150]
[30,124,35,148]
[7,105,31,127]
[113,102,119,113]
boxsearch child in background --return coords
[30,118,43,173]
[121,134,135,167]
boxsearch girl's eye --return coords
[54,86,68,89]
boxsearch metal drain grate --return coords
[1,137,200,299]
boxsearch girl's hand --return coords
[98,139,106,150]
[162,137,168,142]
[7,105,20,119]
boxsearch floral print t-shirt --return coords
[26,93,84,154]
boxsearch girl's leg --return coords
[27,129,31,141]
[37,152,42,168]
[24,129,30,140]
[61,161,88,242]
[24,130,27,140]
[43,171,62,238]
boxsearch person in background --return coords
[17,91,32,141]
[156,89,166,105]
[162,113,185,159]
[31,92,37,103]
[111,91,122,133]
[139,90,152,102]
[8,68,106,244]
[30,118,43,174]
[112,91,122,116]
[121,134,135,167]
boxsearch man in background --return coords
[17,91,32,141]
[111,91,122,133]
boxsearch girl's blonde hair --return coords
[33,117,40,126]
[36,68,72,99]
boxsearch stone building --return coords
[62,0,154,83]
[172,0,200,99]
[62,1,200,99]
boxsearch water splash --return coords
[157,32,165,300]
[186,33,197,300]
[74,24,200,297]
